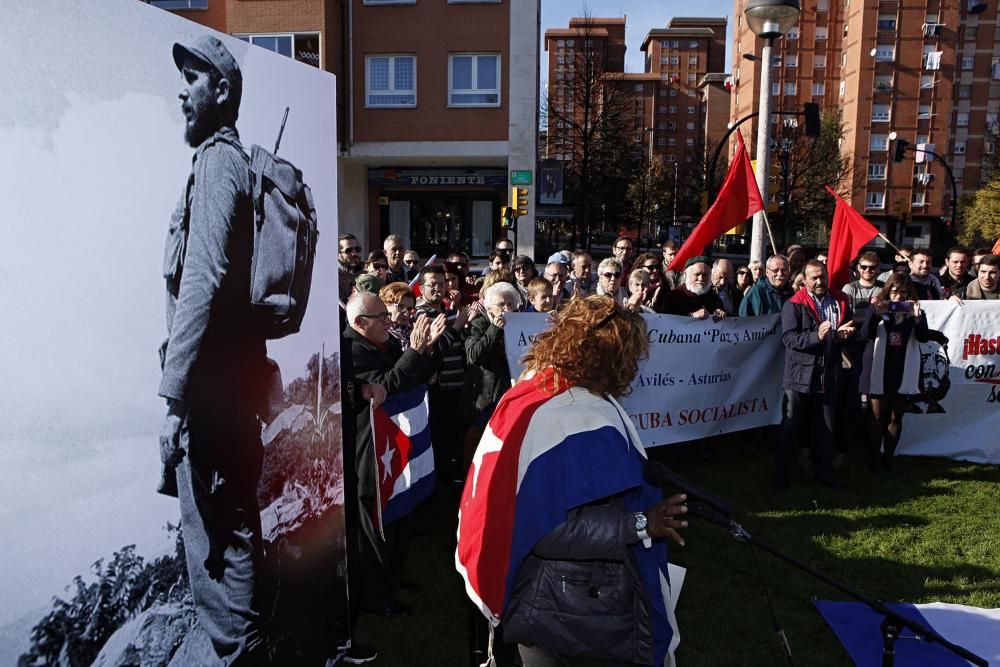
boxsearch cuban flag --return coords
[370,384,435,539]
[456,371,679,666]
[816,600,1000,665]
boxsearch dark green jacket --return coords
[463,315,511,418]
[739,278,792,317]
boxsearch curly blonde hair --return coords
[521,295,648,397]
[378,282,413,305]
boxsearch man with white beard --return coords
[653,256,726,319]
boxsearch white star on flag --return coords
[380,442,394,482]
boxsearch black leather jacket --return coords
[502,494,654,664]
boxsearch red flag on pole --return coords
[668,133,764,272]
[992,236,1000,256]
[825,186,880,291]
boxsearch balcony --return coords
[922,22,943,37]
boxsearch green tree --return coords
[957,176,1000,246]
[626,156,670,244]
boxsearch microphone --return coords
[643,460,735,518]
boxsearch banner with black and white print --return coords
[897,301,1000,464]
[503,313,785,446]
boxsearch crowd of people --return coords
[336,230,1000,662]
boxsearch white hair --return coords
[484,282,520,307]
[597,257,623,275]
[346,292,380,329]
[684,262,711,295]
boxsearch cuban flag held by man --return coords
[370,384,434,539]
[456,370,679,665]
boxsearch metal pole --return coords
[673,162,679,228]
[751,37,775,265]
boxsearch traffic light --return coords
[500,206,515,229]
[893,138,910,162]
[803,102,821,138]
[513,186,530,217]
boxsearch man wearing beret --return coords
[158,36,271,665]
[653,256,727,319]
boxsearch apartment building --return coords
[544,16,729,226]
[146,0,540,258]
[731,0,1000,251]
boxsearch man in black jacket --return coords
[776,261,856,491]
[345,292,445,618]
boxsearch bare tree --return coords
[541,12,640,249]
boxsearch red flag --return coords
[669,133,764,272]
[825,186,880,291]
[992,236,1000,256]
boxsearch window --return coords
[670,56,680,65]
[658,106,667,114]
[923,49,942,70]
[912,192,926,206]
[659,88,668,96]
[877,15,897,31]
[772,57,783,67]
[660,56,671,65]
[557,39,565,48]
[772,82,780,96]
[813,82,826,96]
[785,82,797,95]
[239,33,321,67]
[918,104,932,119]
[815,54,827,69]
[365,0,417,3]
[666,121,677,130]
[149,0,208,7]
[657,121,667,130]
[634,83,645,92]
[993,57,1000,80]
[866,191,886,209]
[659,138,668,146]
[566,40,575,47]
[689,41,699,48]
[666,154,676,162]
[869,163,887,180]
[872,104,891,122]
[688,73,697,82]
[842,52,848,68]
[366,55,416,107]
[669,89,678,97]
[874,74,893,91]
[965,26,978,41]
[689,56,698,65]
[816,26,829,40]
[667,138,676,146]
[957,112,969,127]
[449,54,500,106]
[962,56,975,70]
[817,0,829,10]
[875,45,895,62]
[840,81,846,96]
[686,121,695,130]
[954,140,966,154]
[919,75,934,89]
[871,134,889,151]
[672,40,680,48]
[687,105,696,114]
[686,138,695,146]
[787,28,800,39]
[668,105,677,113]
[786,54,798,68]
[959,84,972,98]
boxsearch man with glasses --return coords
[711,258,742,315]
[403,250,421,281]
[346,292,446,619]
[842,251,884,324]
[939,247,972,298]
[739,254,793,317]
[612,236,635,275]
[338,233,364,301]
[415,266,472,483]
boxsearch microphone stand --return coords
[682,504,987,667]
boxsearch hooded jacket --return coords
[781,287,852,394]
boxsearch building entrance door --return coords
[472,201,492,256]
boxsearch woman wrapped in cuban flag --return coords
[457,295,689,667]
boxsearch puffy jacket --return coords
[502,495,654,664]
[781,288,852,394]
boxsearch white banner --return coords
[897,301,1000,463]
[503,313,785,446]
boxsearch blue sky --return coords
[540,0,736,88]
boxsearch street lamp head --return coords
[888,131,898,140]
[745,0,801,39]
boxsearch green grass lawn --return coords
[355,439,1000,666]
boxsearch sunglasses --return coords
[859,265,878,271]
[371,263,388,270]
[342,246,362,253]
[614,246,631,251]
[358,311,389,322]
[738,270,750,275]
[404,259,420,265]
[643,264,661,271]
[602,271,622,278]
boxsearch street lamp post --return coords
[745,0,801,264]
